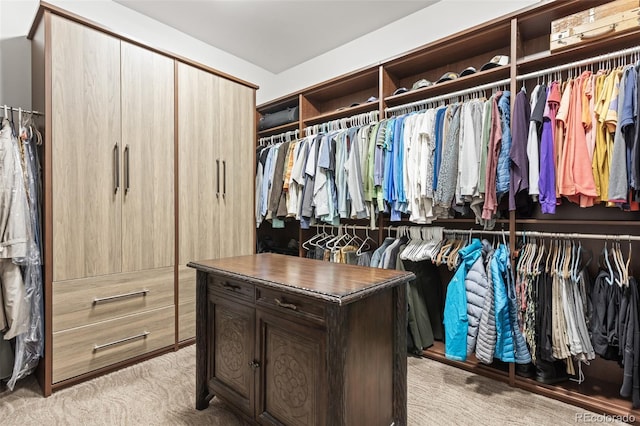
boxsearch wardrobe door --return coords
[50,15,121,281]
[177,63,221,340]
[120,42,175,272]
[178,62,221,266]
[217,77,255,258]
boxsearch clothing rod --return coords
[303,110,379,134]
[385,78,511,115]
[1,105,44,116]
[443,227,640,242]
[259,129,299,143]
[516,45,640,82]
[309,224,377,231]
[514,231,640,242]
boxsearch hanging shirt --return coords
[509,89,531,211]
[435,104,461,208]
[482,92,503,220]
[608,68,628,203]
[527,84,545,199]
[496,91,512,199]
[539,83,559,214]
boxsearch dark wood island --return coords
[188,253,414,425]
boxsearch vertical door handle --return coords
[216,159,220,199]
[124,145,130,194]
[113,143,120,194]
[222,160,226,198]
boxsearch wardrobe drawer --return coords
[208,275,254,302]
[256,287,326,324]
[178,265,196,303]
[52,305,175,383]
[52,267,174,332]
[178,299,196,342]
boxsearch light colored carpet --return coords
[0,346,626,425]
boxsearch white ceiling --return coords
[114,0,439,73]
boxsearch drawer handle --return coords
[580,24,616,40]
[222,282,241,291]
[93,289,149,305]
[248,360,261,370]
[274,298,298,311]
[93,331,150,352]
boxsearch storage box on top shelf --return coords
[550,0,640,52]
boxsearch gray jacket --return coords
[465,246,490,355]
[475,241,497,364]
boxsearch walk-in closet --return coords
[3,0,640,424]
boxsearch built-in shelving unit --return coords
[255,1,640,421]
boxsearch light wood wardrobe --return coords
[29,2,257,395]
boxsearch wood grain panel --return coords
[209,294,255,416]
[52,306,175,383]
[50,15,121,281]
[178,299,195,342]
[257,309,326,426]
[188,253,414,304]
[177,62,220,265]
[121,42,175,272]
[178,265,196,341]
[345,289,393,425]
[178,264,196,303]
[217,78,255,258]
[52,267,174,332]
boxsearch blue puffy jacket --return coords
[444,239,483,361]
[491,244,515,363]
[496,91,511,198]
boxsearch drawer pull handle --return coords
[222,282,241,291]
[93,331,150,352]
[274,298,298,311]
[580,24,616,40]
[93,289,149,304]
[248,360,260,370]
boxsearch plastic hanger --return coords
[602,242,614,286]
[533,239,545,276]
[356,227,376,256]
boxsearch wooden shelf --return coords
[255,1,640,421]
[257,94,299,114]
[302,101,379,126]
[384,66,511,108]
[517,27,640,75]
[421,341,511,384]
[516,375,640,422]
[257,121,299,137]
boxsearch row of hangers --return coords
[516,236,632,287]
[387,83,510,118]
[304,111,379,136]
[302,225,377,256]
[258,129,300,146]
[1,105,43,145]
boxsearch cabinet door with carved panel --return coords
[208,293,255,416]
[256,310,327,426]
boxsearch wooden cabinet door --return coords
[209,293,255,416]
[120,42,175,272]
[50,15,121,281]
[177,62,221,266]
[256,310,326,426]
[217,78,255,259]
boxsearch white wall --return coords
[1,0,540,109]
[0,0,274,109]
[259,0,540,103]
